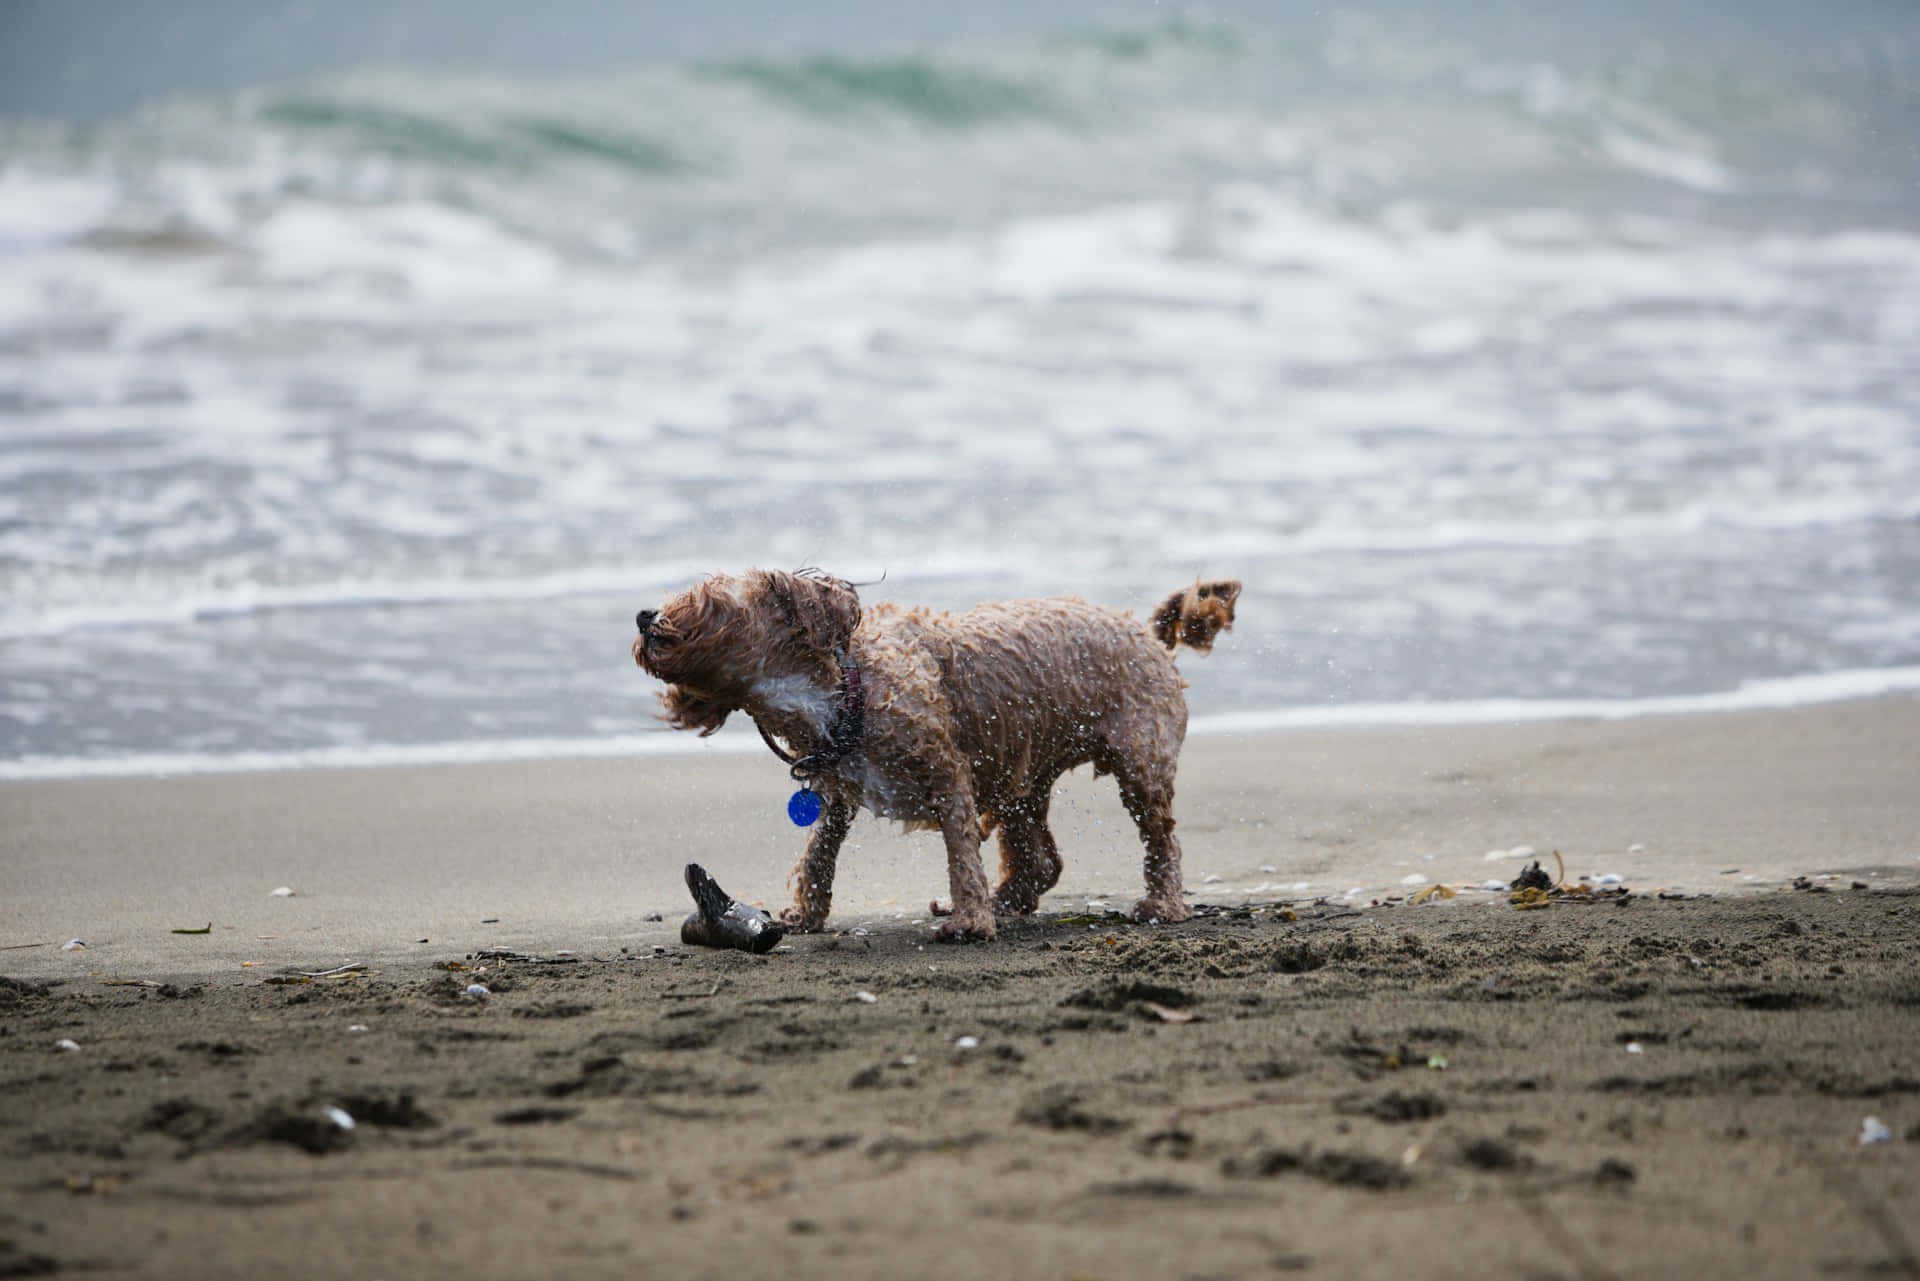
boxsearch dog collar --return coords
[755,650,865,795]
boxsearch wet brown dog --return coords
[632,571,1239,941]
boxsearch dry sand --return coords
[3,696,1918,1279]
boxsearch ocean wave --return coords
[4,16,1908,270]
[6,473,1915,643]
[1190,667,1920,735]
[3,15,1917,764]
[0,565,716,640]
[699,56,1064,129]
[5,666,1915,782]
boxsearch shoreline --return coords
[5,693,1917,984]
[6,663,1920,783]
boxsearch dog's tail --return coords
[1150,579,1241,653]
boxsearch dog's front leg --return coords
[783,798,853,933]
[933,789,997,942]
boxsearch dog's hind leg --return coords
[992,786,1063,916]
[1111,756,1192,925]
[783,798,853,933]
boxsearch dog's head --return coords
[633,569,863,734]
[1151,579,1241,653]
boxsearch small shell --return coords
[60,938,86,951]
[852,990,878,1004]
[54,1038,80,1052]
[269,886,295,897]
[464,983,490,998]
[953,1035,980,1050]
[323,1106,356,1131]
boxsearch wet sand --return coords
[3,697,1918,1279]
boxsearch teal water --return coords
[2,9,1918,770]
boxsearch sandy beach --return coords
[4,696,1918,1279]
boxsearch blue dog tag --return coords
[787,787,823,827]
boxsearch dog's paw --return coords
[1132,896,1193,925]
[779,906,829,934]
[933,910,996,942]
[991,884,1043,916]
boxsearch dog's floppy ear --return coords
[1152,579,1240,652]
[752,569,862,659]
[660,685,731,736]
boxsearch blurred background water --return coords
[2,0,1918,775]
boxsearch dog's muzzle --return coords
[636,609,658,635]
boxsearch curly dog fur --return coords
[632,571,1240,941]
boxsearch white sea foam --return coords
[1189,668,1920,735]
[0,564,721,640]
[4,33,1919,769]
[4,666,1913,782]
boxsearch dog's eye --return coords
[1197,585,1212,599]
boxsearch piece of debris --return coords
[61,938,87,951]
[54,1038,80,1052]
[269,886,296,897]
[852,990,878,1004]
[170,924,212,935]
[680,863,788,953]
[1142,1002,1198,1024]
[1860,1116,1894,1146]
[472,948,577,965]
[241,1104,357,1154]
[1410,884,1456,904]
[465,983,491,998]
[954,1035,981,1050]
[1510,862,1553,893]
